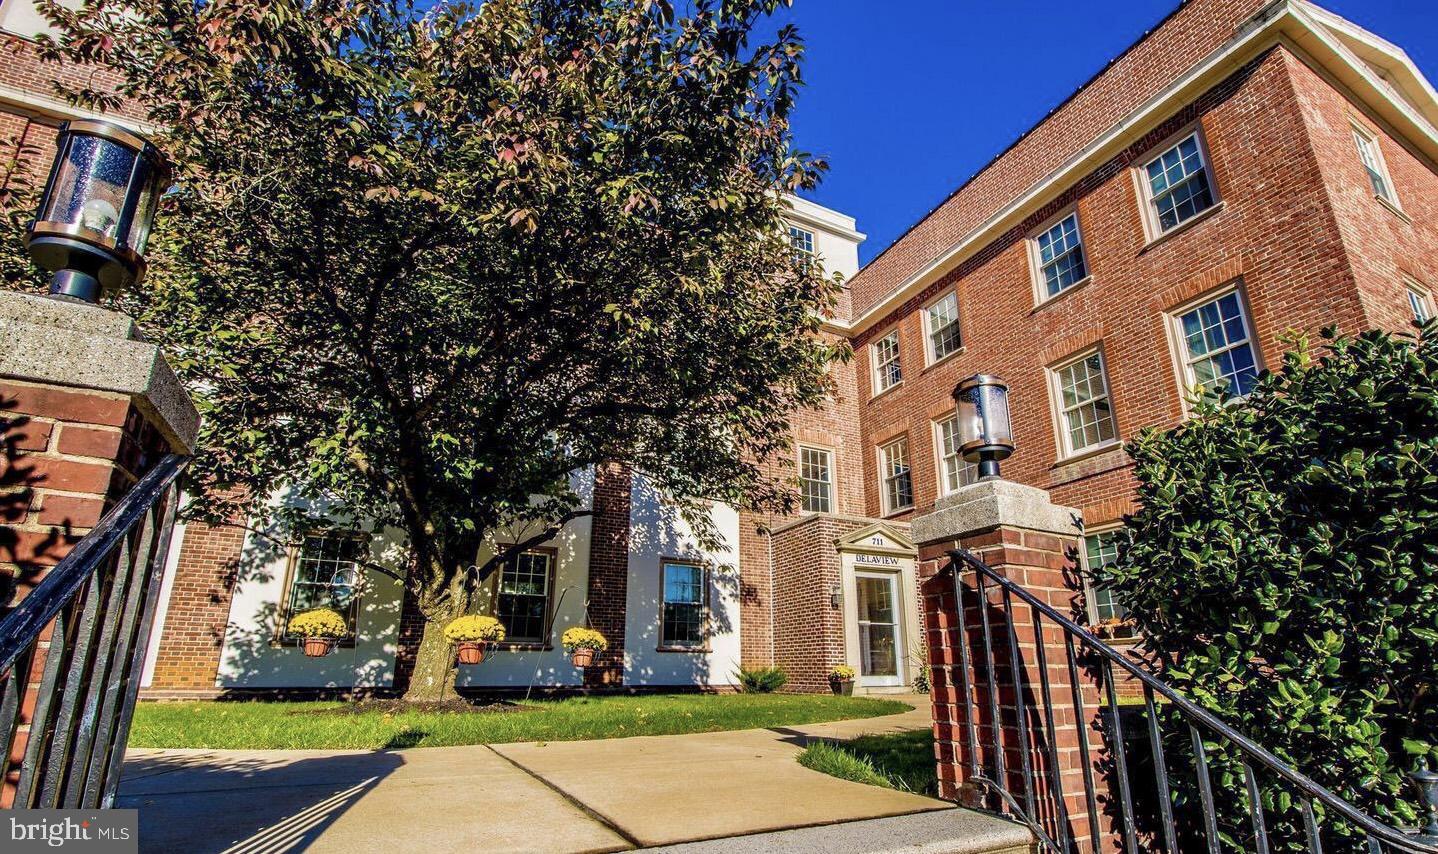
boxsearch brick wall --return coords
[853,46,1380,531]
[0,378,177,806]
[584,462,631,687]
[769,514,861,693]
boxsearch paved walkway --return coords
[117,695,1027,853]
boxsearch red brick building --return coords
[5,0,1438,696]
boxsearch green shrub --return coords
[734,665,788,693]
[1107,326,1438,851]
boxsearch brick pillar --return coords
[584,462,631,688]
[0,291,198,806]
[912,478,1115,852]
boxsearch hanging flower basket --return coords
[444,615,506,666]
[287,608,350,658]
[828,665,856,696]
[561,627,608,668]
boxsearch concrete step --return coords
[636,809,1034,854]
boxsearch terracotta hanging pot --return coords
[456,641,487,665]
[302,637,334,658]
[570,648,596,668]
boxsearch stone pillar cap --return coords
[910,478,1081,545]
[0,291,200,453]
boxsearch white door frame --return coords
[854,570,905,688]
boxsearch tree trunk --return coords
[402,608,465,702]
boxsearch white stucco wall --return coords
[623,475,742,687]
[784,195,865,281]
[217,495,406,689]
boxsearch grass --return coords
[128,693,911,750]
[797,729,938,795]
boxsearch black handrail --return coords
[943,547,1438,854]
[0,453,187,809]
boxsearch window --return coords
[1081,529,1132,636]
[283,532,364,637]
[880,437,913,514]
[1034,212,1088,299]
[1143,132,1217,233]
[798,446,833,513]
[1051,350,1118,456]
[935,416,979,495]
[1408,282,1434,323]
[1174,290,1259,399]
[872,331,903,394]
[924,292,963,362]
[788,225,814,256]
[496,549,554,643]
[660,561,706,649]
[1352,124,1398,207]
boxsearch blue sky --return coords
[777,1,1438,265]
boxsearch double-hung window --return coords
[1051,350,1118,457]
[496,549,554,644]
[935,416,978,495]
[788,225,815,256]
[924,292,963,362]
[283,532,364,638]
[1081,529,1132,636]
[660,561,706,649]
[873,331,903,394]
[1143,132,1217,234]
[1408,281,1434,324]
[1352,124,1399,208]
[880,437,913,514]
[1034,212,1088,299]
[798,446,834,513]
[1174,290,1259,399]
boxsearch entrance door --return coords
[855,572,904,687]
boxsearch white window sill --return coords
[922,347,965,374]
[1376,193,1411,225]
[1140,201,1226,253]
[869,380,905,403]
[1032,275,1094,312]
[1052,440,1125,469]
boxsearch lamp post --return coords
[954,374,1014,481]
[25,119,169,304]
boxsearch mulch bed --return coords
[296,699,536,716]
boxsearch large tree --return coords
[21,0,843,700]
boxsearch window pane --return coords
[1178,292,1256,398]
[799,446,833,513]
[938,417,978,493]
[1057,353,1117,453]
[927,293,962,360]
[661,563,705,647]
[874,332,902,392]
[882,438,913,512]
[1410,288,1432,323]
[285,533,364,637]
[788,225,814,255]
[1353,130,1393,202]
[497,551,552,642]
[1037,214,1088,297]
[1083,531,1130,624]
[1147,135,1216,231]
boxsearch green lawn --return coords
[797,729,938,795]
[129,694,912,750]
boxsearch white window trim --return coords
[788,224,816,255]
[1163,284,1263,414]
[871,330,903,397]
[796,444,835,514]
[920,290,963,366]
[1405,278,1434,324]
[1135,126,1222,243]
[877,437,913,516]
[1028,207,1092,307]
[1350,119,1402,212]
[1046,346,1121,462]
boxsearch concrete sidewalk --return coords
[118,695,1027,853]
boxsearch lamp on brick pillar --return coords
[25,120,169,304]
[954,374,1013,481]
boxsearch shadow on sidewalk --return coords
[116,751,405,854]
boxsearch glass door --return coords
[855,572,904,687]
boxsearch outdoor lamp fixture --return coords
[954,374,1014,481]
[25,119,169,304]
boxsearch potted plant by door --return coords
[444,615,506,665]
[287,608,350,657]
[561,627,608,668]
[829,665,856,696]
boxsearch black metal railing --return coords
[0,453,187,809]
[942,547,1438,854]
